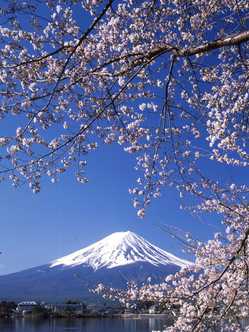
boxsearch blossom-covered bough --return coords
[1,0,249,330]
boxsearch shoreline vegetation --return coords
[10,313,169,319]
[0,301,171,321]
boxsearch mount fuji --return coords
[0,231,190,302]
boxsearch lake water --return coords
[0,318,167,332]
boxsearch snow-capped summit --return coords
[0,231,191,302]
[50,231,190,270]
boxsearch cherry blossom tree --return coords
[1,0,249,330]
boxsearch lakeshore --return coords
[0,316,168,332]
[0,300,173,322]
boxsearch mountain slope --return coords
[0,231,191,302]
[50,231,189,270]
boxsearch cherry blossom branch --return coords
[0,56,154,175]
[148,30,249,60]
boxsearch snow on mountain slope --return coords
[0,231,192,302]
[50,231,190,271]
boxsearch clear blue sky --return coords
[0,141,230,276]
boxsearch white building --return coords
[16,301,39,314]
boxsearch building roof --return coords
[18,301,38,306]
